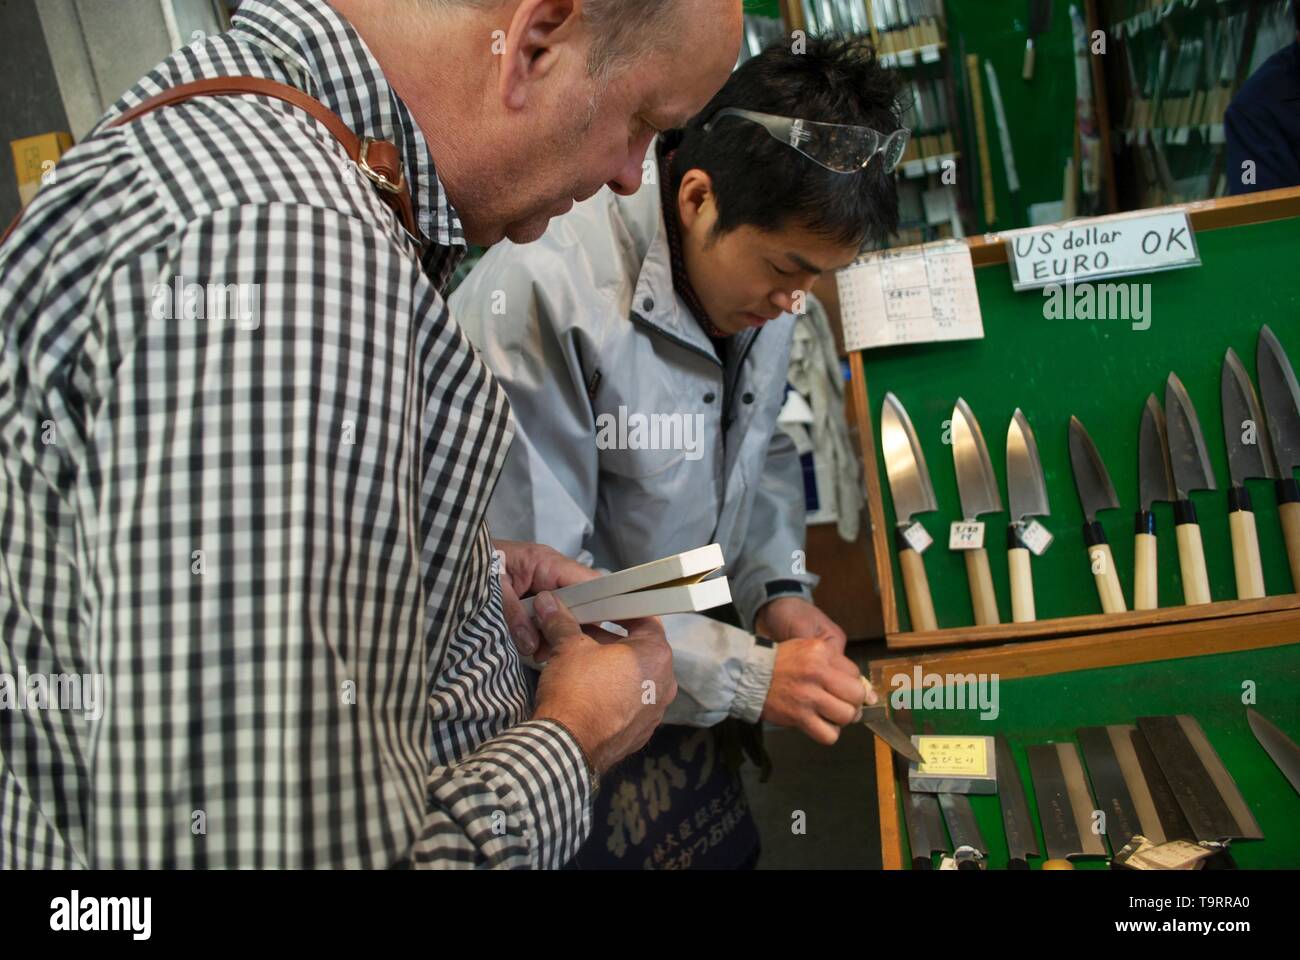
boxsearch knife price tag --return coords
[1018,520,1054,556]
[902,521,933,554]
[948,521,985,551]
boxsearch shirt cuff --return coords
[458,720,594,869]
[730,641,776,725]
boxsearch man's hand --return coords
[494,539,601,657]
[755,596,848,652]
[531,592,677,775]
[760,637,865,746]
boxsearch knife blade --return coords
[995,734,1040,869]
[1165,373,1217,605]
[952,398,1003,625]
[1247,708,1300,796]
[1257,325,1300,591]
[1068,416,1127,613]
[1077,726,1143,854]
[1135,396,1176,610]
[1028,742,1108,867]
[938,792,987,869]
[1222,349,1275,599]
[1137,715,1263,843]
[894,710,946,868]
[1006,408,1050,622]
[862,704,925,764]
[881,392,939,631]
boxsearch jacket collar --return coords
[232,0,464,248]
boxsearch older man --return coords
[0,0,740,868]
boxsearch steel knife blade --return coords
[1247,708,1300,796]
[938,792,987,869]
[995,734,1039,869]
[1068,416,1121,522]
[882,391,939,524]
[952,397,1003,520]
[862,704,925,764]
[1028,742,1108,864]
[1139,395,1177,512]
[1077,726,1143,854]
[1222,348,1278,486]
[1007,408,1050,523]
[1258,324,1300,475]
[1165,372,1218,498]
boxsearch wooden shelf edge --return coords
[883,594,1300,650]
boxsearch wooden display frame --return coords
[849,186,1300,649]
[868,616,1300,870]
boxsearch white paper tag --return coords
[902,521,933,554]
[920,44,941,64]
[949,521,986,551]
[881,53,896,68]
[1019,520,1054,556]
[938,855,958,870]
[898,49,917,67]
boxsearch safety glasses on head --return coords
[702,108,910,175]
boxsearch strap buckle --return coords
[357,137,406,194]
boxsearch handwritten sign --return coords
[837,240,984,350]
[1005,210,1201,291]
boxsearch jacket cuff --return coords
[730,641,776,724]
[458,720,594,869]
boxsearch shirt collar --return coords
[231,0,464,249]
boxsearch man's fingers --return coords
[813,689,860,728]
[533,592,586,650]
[825,666,868,706]
[500,582,540,657]
[827,653,862,680]
[800,714,842,746]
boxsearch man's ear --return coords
[677,168,716,233]
[498,0,583,111]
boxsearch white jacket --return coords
[452,177,816,726]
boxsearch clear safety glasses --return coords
[702,107,910,175]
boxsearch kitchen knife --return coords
[1028,742,1108,868]
[1006,409,1051,622]
[1068,416,1127,613]
[938,792,987,870]
[895,710,947,868]
[1130,726,1194,845]
[1246,708,1300,796]
[881,393,940,631]
[1077,726,1144,854]
[1222,348,1276,599]
[862,703,926,764]
[1135,395,1177,610]
[1136,715,1263,843]
[1165,373,1218,605]
[951,398,1004,626]
[1257,325,1300,591]
[995,734,1040,869]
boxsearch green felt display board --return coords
[946,0,1081,231]
[867,216,1300,632]
[892,644,1300,869]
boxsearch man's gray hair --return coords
[422,0,684,77]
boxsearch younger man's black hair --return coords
[667,34,904,251]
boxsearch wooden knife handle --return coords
[1022,42,1036,81]
[1227,487,1266,600]
[1084,522,1126,613]
[1008,526,1035,623]
[964,547,1000,626]
[1133,511,1159,611]
[1174,500,1213,605]
[1278,480,1300,593]
[898,544,939,632]
[1042,859,1075,870]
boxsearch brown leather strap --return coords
[2,76,418,248]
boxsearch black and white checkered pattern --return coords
[0,0,591,868]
